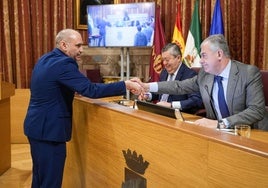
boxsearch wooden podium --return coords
[0,78,15,175]
[63,96,268,187]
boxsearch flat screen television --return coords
[87,2,155,47]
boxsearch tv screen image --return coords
[87,2,155,47]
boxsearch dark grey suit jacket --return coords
[157,60,268,130]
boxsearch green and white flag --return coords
[183,0,202,67]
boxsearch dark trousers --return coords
[28,137,66,188]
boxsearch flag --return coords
[183,0,202,67]
[172,0,185,54]
[149,5,166,82]
[209,0,224,35]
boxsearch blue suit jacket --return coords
[24,48,126,142]
[152,63,203,114]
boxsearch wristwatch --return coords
[218,119,231,129]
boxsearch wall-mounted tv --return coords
[87,2,155,47]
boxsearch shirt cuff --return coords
[171,101,181,109]
[149,82,158,92]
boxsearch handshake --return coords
[124,77,149,96]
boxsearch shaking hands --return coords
[124,77,149,96]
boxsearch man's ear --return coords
[217,49,223,58]
[59,40,68,52]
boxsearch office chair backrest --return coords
[260,70,268,107]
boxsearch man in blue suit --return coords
[142,43,203,114]
[24,29,142,188]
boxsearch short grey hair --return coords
[161,43,182,57]
[201,34,230,57]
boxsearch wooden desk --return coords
[63,96,268,188]
[0,78,15,175]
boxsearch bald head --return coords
[55,29,84,61]
[55,29,81,48]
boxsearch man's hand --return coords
[138,92,152,101]
[130,77,150,92]
[125,79,143,95]
[194,118,218,129]
[156,101,172,108]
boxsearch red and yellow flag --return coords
[149,5,166,82]
[172,0,185,54]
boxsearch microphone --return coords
[205,85,219,122]
[205,85,234,130]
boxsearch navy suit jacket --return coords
[152,63,203,114]
[24,48,127,142]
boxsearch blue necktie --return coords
[215,76,230,118]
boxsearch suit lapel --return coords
[160,65,184,101]
[175,63,185,81]
[160,70,168,81]
[205,74,214,95]
[200,72,216,118]
[226,61,239,113]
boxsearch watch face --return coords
[218,121,227,129]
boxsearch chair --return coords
[86,69,103,83]
[258,70,268,130]
[260,70,268,111]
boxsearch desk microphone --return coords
[205,85,233,130]
[205,85,220,123]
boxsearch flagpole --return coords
[120,47,124,82]
[126,47,130,100]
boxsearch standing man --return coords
[142,43,203,114]
[142,22,154,46]
[96,17,111,46]
[137,34,268,130]
[24,29,142,188]
[134,26,148,46]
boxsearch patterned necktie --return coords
[214,76,230,118]
[160,74,174,102]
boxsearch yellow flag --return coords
[172,0,185,54]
